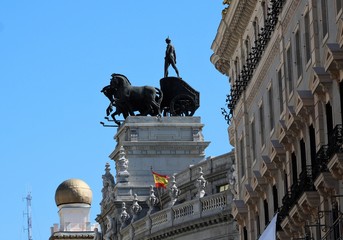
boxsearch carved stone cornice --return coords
[231,199,248,226]
[286,106,303,135]
[278,120,294,150]
[314,172,338,197]
[211,0,257,75]
[324,43,343,79]
[252,170,268,197]
[261,155,278,184]
[270,139,286,169]
[289,204,307,227]
[280,215,302,238]
[243,184,258,208]
[327,153,343,180]
[297,191,320,221]
[337,18,343,48]
[295,90,314,122]
[311,67,332,95]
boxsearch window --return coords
[217,184,229,193]
[277,69,284,113]
[304,12,311,63]
[240,138,245,178]
[286,46,293,94]
[243,227,248,240]
[321,0,329,38]
[253,17,259,42]
[245,37,250,61]
[326,102,333,144]
[256,213,261,237]
[261,1,267,24]
[284,170,289,193]
[235,57,240,79]
[291,152,298,184]
[250,119,256,161]
[300,139,307,172]
[295,30,303,79]
[337,0,343,15]
[309,125,316,166]
[273,185,278,212]
[268,86,274,130]
[259,103,265,146]
[264,199,269,225]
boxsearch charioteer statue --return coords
[101,38,200,126]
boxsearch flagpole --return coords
[151,166,164,210]
[157,187,164,210]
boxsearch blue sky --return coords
[0,1,232,239]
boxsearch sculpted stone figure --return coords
[195,167,207,198]
[164,37,180,78]
[101,163,115,211]
[120,202,130,229]
[103,215,116,240]
[147,185,159,213]
[93,228,102,240]
[131,194,142,223]
[168,175,180,207]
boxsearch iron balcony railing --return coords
[279,124,343,223]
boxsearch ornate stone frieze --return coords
[281,0,301,31]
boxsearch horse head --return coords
[110,73,131,88]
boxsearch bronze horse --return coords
[101,74,163,125]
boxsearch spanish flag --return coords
[152,170,169,189]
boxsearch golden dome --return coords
[55,178,92,206]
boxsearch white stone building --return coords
[96,116,239,240]
[211,0,343,239]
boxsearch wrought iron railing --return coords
[279,124,343,225]
[222,0,286,124]
[313,124,343,179]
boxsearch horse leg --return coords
[111,111,121,126]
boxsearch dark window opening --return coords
[326,102,333,145]
[264,199,269,225]
[273,185,278,213]
[291,152,298,184]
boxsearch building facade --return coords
[95,116,239,240]
[211,0,343,239]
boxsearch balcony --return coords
[279,125,343,236]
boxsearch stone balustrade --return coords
[119,191,229,239]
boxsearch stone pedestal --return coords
[110,116,210,200]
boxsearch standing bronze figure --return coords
[164,37,180,78]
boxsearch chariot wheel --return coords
[170,94,196,116]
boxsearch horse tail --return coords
[154,87,163,105]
